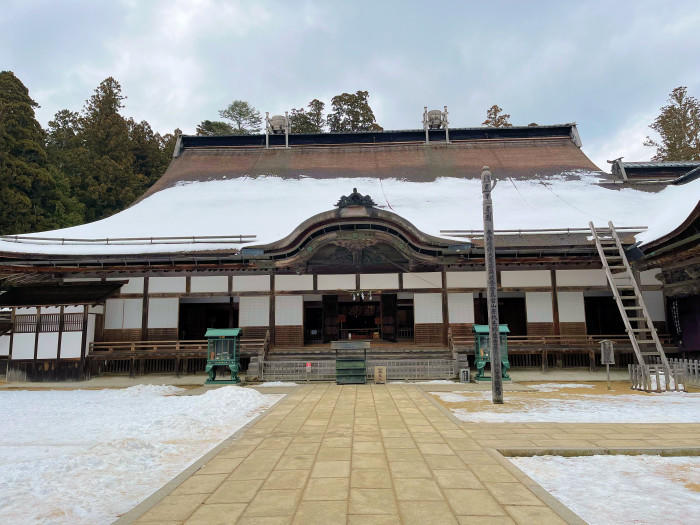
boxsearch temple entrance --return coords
[316,293,403,343]
[179,298,237,340]
[338,299,381,340]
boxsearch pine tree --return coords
[218,100,262,134]
[644,86,700,161]
[196,120,234,136]
[482,105,512,127]
[327,91,382,132]
[0,71,82,234]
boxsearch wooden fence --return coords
[628,363,688,392]
[260,359,456,382]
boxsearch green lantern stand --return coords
[205,328,241,384]
[473,324,511,381]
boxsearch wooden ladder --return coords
[589,221,670,369]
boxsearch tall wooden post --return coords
[481,166,503,404]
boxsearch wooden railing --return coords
[448,328,678,372]
[90,331,270,359]
[449,330,675,352]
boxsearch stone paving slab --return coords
[122,384,700,525]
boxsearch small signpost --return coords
[306,361,312,383]
[374,365,387,384]
[600,339,615,390]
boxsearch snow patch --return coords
[530,383,595,392]
[0,385,281,524]
[256,381,299,387]
[511,455,700,525]
[433,390,700,423]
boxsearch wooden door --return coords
[381,294,397,342]
[323,295,339,342]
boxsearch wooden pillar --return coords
[8,307,15,361]
[355,273,361,291]
[441,270,449,345]
[33,307,41,361]
[141,277,149,341]
[56,305,65,362]
[551,270,560,336]
[80,305,89,365]
[269,274,275,345]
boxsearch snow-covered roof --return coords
[0,172,697,256]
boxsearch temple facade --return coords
[0,123,697,380]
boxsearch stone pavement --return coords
[124,384,700,525]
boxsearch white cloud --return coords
[583,112,656,172]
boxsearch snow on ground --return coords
[511,455,700,525]
[256,381,299,387]
[432,390,700,423]
[530,383,595,392]
[0,385,281,525]
[0,172,697,254]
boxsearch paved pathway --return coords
[126,384,700,524]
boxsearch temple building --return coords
[0,119,698,380]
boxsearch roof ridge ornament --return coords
[335,188,377,208]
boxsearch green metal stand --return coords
[473,324,511,381]
[204,328,241,385]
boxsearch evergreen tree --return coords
[482,105,512,127]
[196,120,234,136]
[327,91,382,132]
[644,86,700,161]
[77,77,145,221]
[290,99,326,133]
[218,100,262,134]
[0,71,81,234]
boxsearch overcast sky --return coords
[3,0,699,170]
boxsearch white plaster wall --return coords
[275,295,304,326]
[642,290,666,322]
[106,277,144,294]
[148,298,179,328]
[104,299,123,329]
[0,335,10,356]
[148,277,186,294]
[448,293,474,324]
[239,296,270,326]
[414,293,443,323]
[87,314,96,351]
[525,292,554,322]
[37,333,59,359]
[402,272,442,289]
[233,275,270,292]
[556,269,607,287]
[190,276,229,293]
[317,274,356,291]
[105,299,142,329]
[446,271,487,288]
[360,273,399,290]
[42,306,60,314]
[275,275,314,291]
[557,291,586,322]
[88,305,104,314]
[60,331,83,358]
[640,269,663,285]
[501,270,551,288]
[11,333,35,360]
[123,300,143,329]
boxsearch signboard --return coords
[600,340,615,365]
[374,366,387,384]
